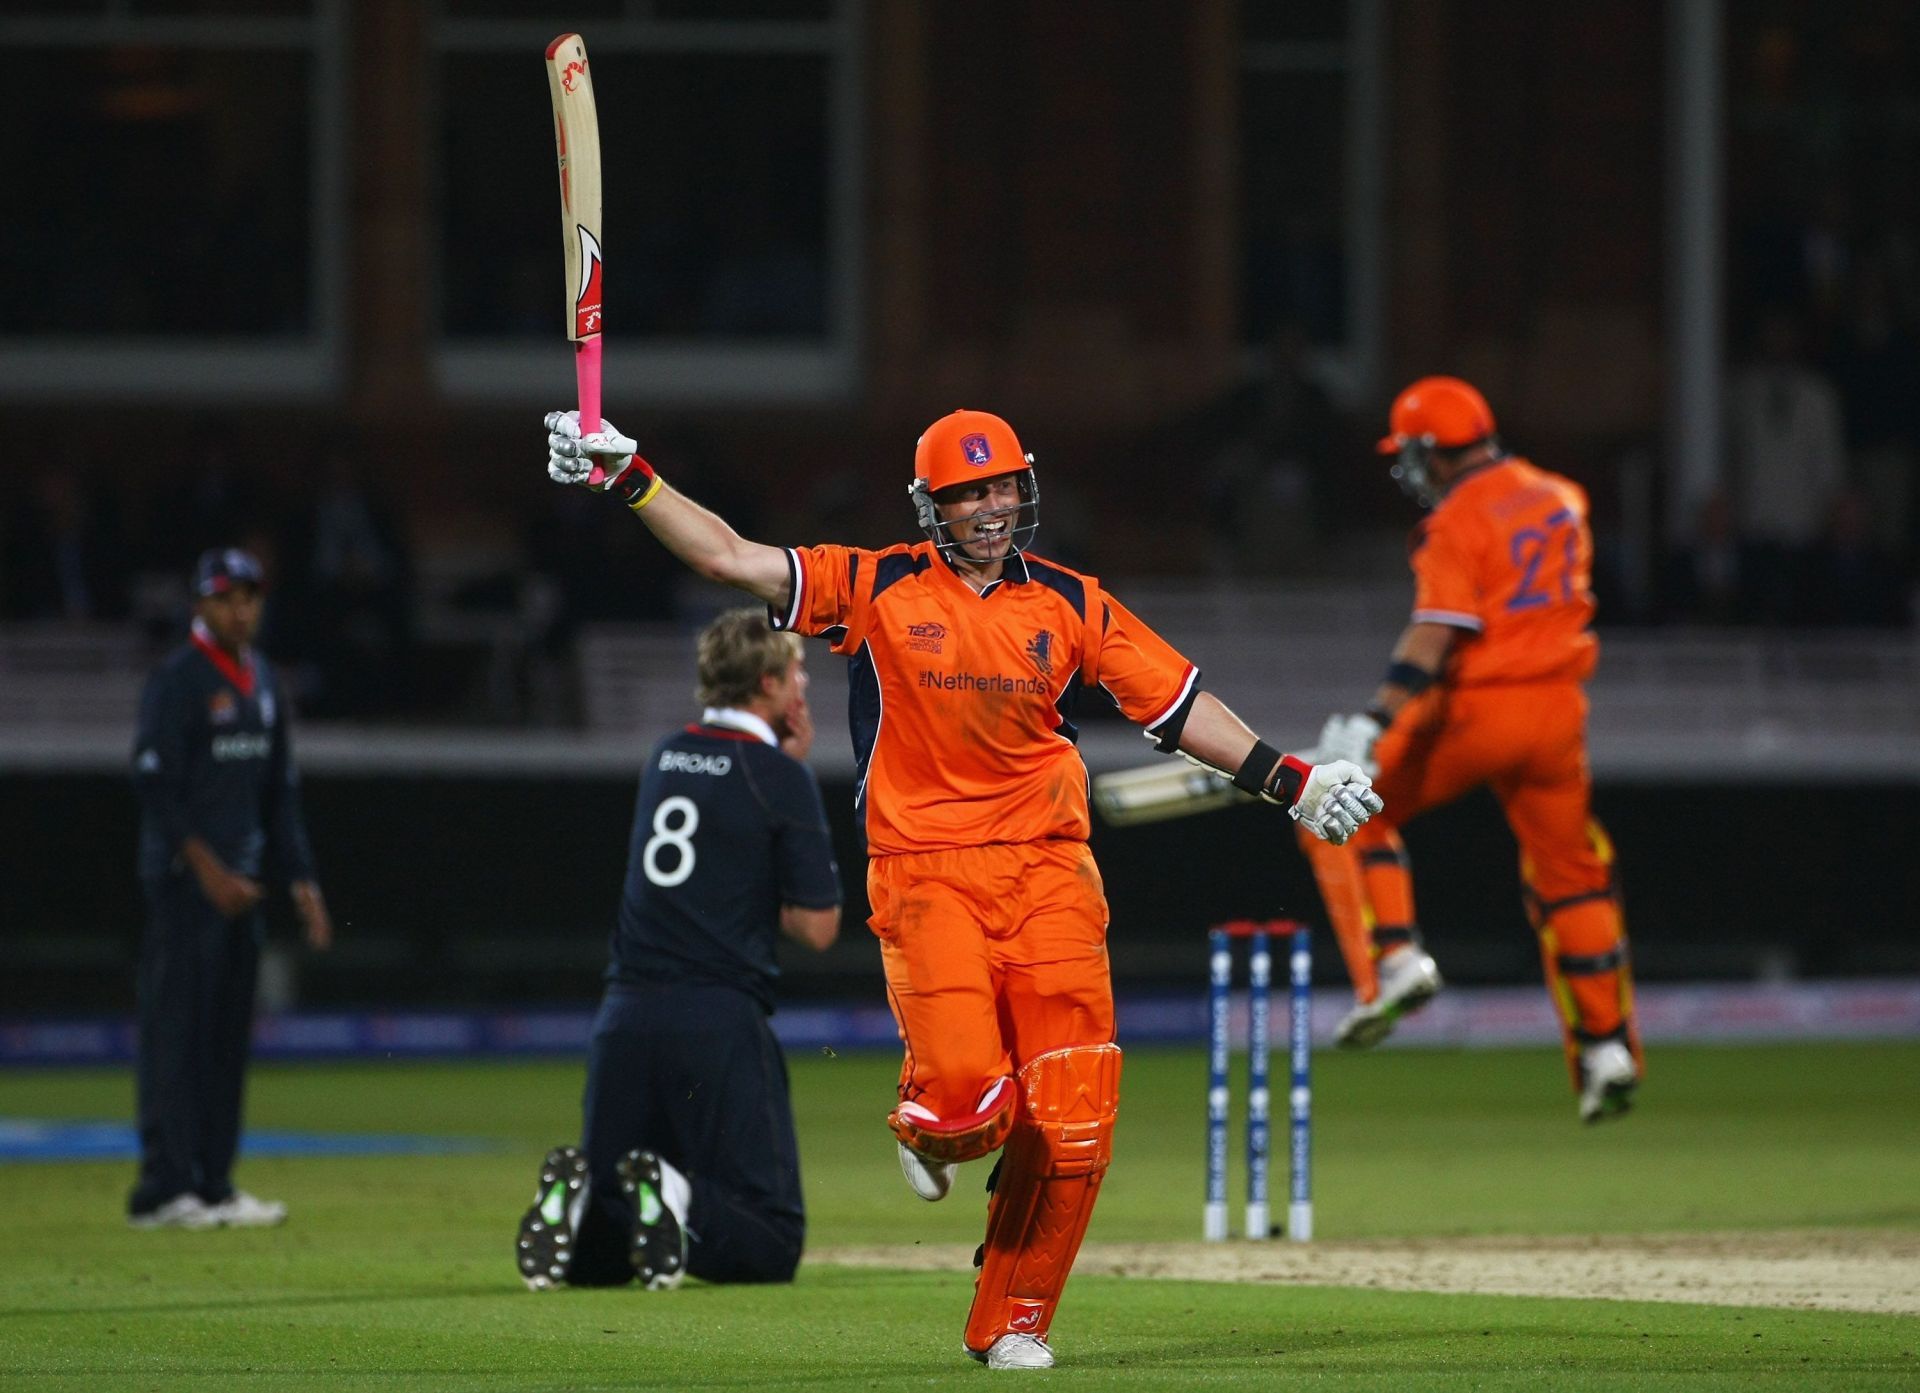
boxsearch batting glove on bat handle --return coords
[1315,712,1384,779]
[545,410,663,506]
[1288,759,1385,845]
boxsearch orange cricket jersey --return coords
[1410,456,1599,687]
[771,543,1197,855]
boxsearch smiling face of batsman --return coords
[935,472,1028,570]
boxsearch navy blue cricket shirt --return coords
[608,713,841,1011]
[132,624,315,887]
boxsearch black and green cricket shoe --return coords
[516,1145,591,1291]
[616,1148,687,1290]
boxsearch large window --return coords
[0,1,344,398]
[435,1,861,405]
[1238,0,1383,398]
[1725,1,1920,341]
[1722,1,1920,570]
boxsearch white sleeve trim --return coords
[1411,608,1482,632]
[1141,664,1200,732]
[775,548,805,632]
[853,639,883,811]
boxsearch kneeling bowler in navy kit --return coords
[129,548,333,1229]
[517,609,842,1291]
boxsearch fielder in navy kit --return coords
[517,609,841,1291]
[129,548,333,1230]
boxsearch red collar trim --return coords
[191,621,256,697]
[686,724,764,742]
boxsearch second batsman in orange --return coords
[544,405,1382,1370]
[1297,376,1641,1125]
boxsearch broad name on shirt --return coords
[660,750,733,777]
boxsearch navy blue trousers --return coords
[570,981,806,1285]
[130,874,261,1214]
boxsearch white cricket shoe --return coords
[985,1334,1054,1370]
[897,1141,956,1202]
[1577,1040,1638,1124]
[211,1191,289,1227]
[1335,946,1443,1049]
[128,1194,220,1230]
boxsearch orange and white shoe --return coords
[896,1141,956,1201]
[1335,946,1442,1049]
[1577,1040,1638,1124]
[975,1334,1054,1370]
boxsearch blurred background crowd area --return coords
[3,0,1920,1010]
[1,0,1917,729]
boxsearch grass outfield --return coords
[3,1041,1917,1389]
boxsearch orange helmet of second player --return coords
[908,409,1040,559]
[1376,376,1499,508]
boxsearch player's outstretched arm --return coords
[544,410,792,609]
[1174,691,1383,845]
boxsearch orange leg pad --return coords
[888,1075,1016,1165]
[1357,825,1416,942]
[963,1044,1122,1353]
[1534,895,1640,1091]
[1295,825,1379,1002]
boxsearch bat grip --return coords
[575,337,608,485]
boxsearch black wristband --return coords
[1232,739,1283,796]
[1383,661,1435,695]
[1266,756,1308,807]
[617,462,664,509]
[1365,704,1395,731]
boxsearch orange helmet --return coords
[909,409,1040,558]
[1376,376,1499,508]
[1376,376,1496,454]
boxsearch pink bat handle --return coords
[576,337,611,486]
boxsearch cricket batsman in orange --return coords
[545,405,1382,1368]
[1296,376,1641,1123]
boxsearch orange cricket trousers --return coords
[867,839,1114,1119]
[1354,680,1637,1063]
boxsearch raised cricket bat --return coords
[545,33,609,480]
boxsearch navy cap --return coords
[194,548,265,597]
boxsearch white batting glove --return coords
[545,410,641,491]
[1288,760,1384,845]
[1315,712,1383,779]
